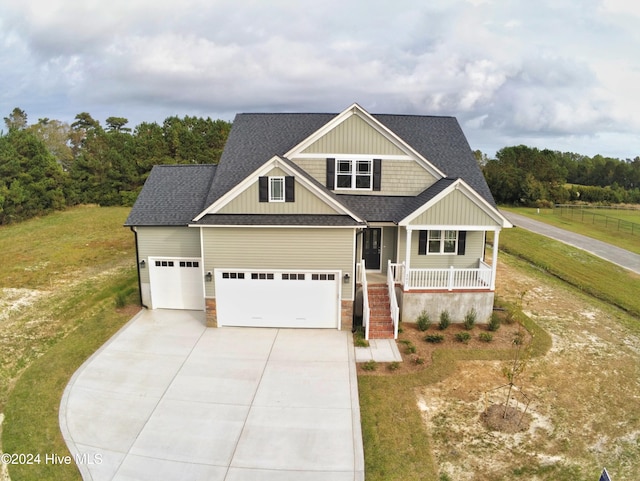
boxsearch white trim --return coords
[189,224,360,229]
[193,156,364,223]
[409,224,503,231]
[269,176,285,202]
[399,178,513,228]
[294,152,413,160]
[284,103,446,180]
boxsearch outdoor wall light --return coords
[343,273,350,284]
[205,271,213,282]
[139,260,146,268]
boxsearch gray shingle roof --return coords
[193,214,363,226]
[127,109,495,226]
[124,164,216,226]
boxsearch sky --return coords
[1,0,639,159]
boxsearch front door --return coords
[363,228,381,270]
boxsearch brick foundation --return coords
[341,300,354,331]
[205,298,218,327]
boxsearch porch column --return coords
[404,227,412,288]
[491,228,500,291]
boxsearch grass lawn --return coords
[501,205,640,255]
[0,205,137,481]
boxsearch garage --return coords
[149,257,204,310]
[214,269,340,329]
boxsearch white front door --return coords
[215,269,340,328]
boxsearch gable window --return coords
[259,176,295,202]
[327,158,381,191]
[419,230,467,255]
[269,176,284,202]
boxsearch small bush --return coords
[438,310,451,330]
[416,310,432,331]
[405,343,417,354]
[479,332,493,342]
[463,308,477,330]
[425,334,445,343]
[413,356,425,365]
[455,332,471,343]
[362,360,377,371]
[388,361,401,371]
[488,313,501,332]
[114,291,127,309]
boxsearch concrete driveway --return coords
[60,309,364,481]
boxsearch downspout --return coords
[129,226,148,309]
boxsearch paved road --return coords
[502,211,640,275]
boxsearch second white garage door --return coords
[215,269,340,329]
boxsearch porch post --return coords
[404,227,412,289]
[491,228,500,291]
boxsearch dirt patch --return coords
[414,259,640,481]
[482,403,531,433]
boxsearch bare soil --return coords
[413,259,640,481]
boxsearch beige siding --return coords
[217,167,336,215]
[409,190,499,226]
[380,226,398,273]
[202,227,355,299]
[291,157,435,196]
[409,230,484,269]
[302,114,405,155]
[136,227,202,282]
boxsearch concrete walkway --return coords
[60,309,364,481]
[503,211,640,275]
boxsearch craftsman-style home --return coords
[125,103,512,339]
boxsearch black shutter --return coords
[373,158,382,191]
[326,158,335,190]
[418,230,427,255]
[457,231,467,255]
[258,176,268,202]
[285,176,295,202]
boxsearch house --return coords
[124,103,512,339]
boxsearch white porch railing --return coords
[387,260,400,339]
[391,259,492,291]
[360,259,371,340]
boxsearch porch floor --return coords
[365,271,387,284]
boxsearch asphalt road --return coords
[502,211,640,275]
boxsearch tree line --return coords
[2,107,639,225]
[481,145,640,206]
[0,108,231,224]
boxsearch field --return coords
[502,205,640,255]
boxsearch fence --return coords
[555,204,640,236]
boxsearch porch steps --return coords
[366,285,395,340]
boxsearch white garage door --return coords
[215,269,340,329]
[149,257,204,310]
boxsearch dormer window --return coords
[269,176,285,202]
[326,158,381,191]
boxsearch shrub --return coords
[488,313,501,332]
[463,308,477,330]
[438,310,451,330]
[455,332,471,343]
[362,360,377,371]
[114,291,127,309]
[404,343,417,354]
[416,310,432,331]
[479,332,493,342]
[413,356,425,365]
[425,334,445,343]
[388,361,401,371]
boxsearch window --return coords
[259,176,295,202]
[269,177,284,202]
[419,230,460,255]
[336,159,372,190]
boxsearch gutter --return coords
[129,226,149,309]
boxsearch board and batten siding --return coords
[217,167,337,215]
[136,226,202,283]
[291,157,435,196]
[302,114,405,155]
[409,189,500,227]
[202,227,355,299]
